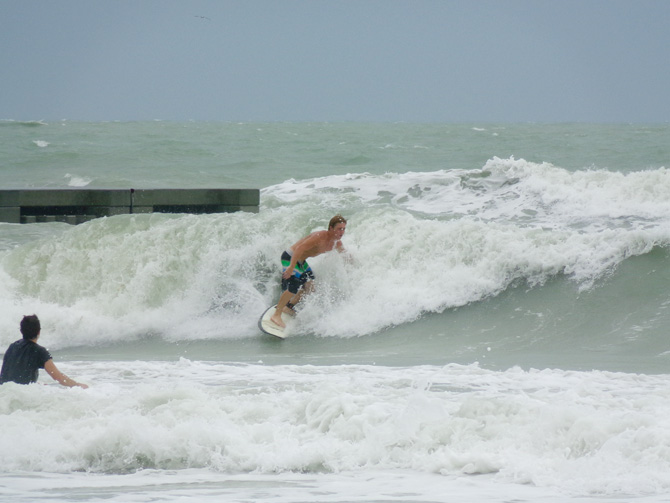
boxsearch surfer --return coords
[270,215,347,329]
[0,315,88,388]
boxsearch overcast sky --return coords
[1,0,668,123]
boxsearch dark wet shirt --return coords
[0,339,52,385]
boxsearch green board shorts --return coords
[281,250,315,294]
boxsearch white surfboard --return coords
[258,305,290,339]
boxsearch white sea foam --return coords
[64,173,92,187]
[1,362,670,499]
[263,158,670,229]
[2,161,670,345]
[4,470,650,503]
[2,122,670,503]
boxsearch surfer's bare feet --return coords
[283,306,297,317]
[270,313,286,328]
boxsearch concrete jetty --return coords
[0,188,259,224]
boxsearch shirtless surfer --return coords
[270,215,347,329]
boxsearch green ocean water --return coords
[2,121,667,190]
[2,121,670,502]
[1,120,670,373]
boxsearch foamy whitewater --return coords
[1,121,669,502]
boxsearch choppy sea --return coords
[1,120,670,502]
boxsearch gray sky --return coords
[1,0,668,123]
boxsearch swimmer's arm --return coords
[44,359,88,389]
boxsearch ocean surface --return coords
[1,120,670,502]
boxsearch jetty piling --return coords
[0,188,259,224]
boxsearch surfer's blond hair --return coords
[329,214,347,229]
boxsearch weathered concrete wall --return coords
[0,189,259,224]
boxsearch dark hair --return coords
[329,214,347,229]
[20,315,41,340]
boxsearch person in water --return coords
[270,215,347,329]
[0,315,88,388]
